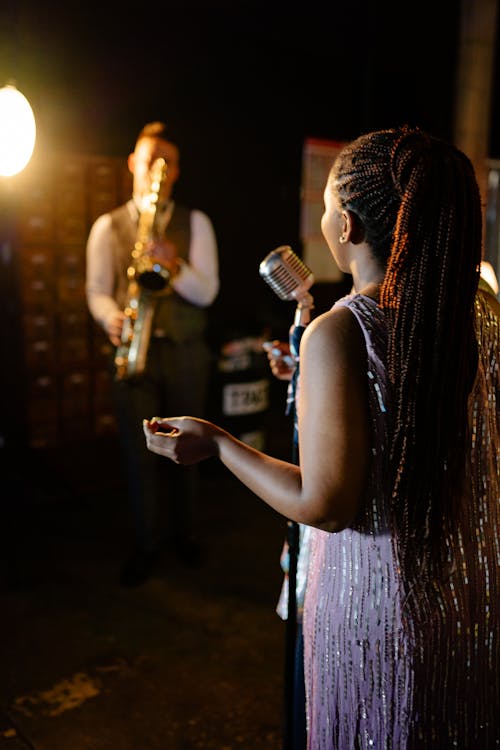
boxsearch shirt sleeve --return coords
[171,209,220,307]
[85,213,121,330]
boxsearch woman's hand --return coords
[262,340,296,381]
[143,416,221,465]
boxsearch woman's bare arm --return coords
[143,306,370,532]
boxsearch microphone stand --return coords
[283,291,313,750]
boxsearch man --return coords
[86,121,219,587]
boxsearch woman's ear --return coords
[127,152,135,175]
[343,209,365,244]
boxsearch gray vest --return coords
[110,201,207,343]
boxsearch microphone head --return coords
[259,245,314,301]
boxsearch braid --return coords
[332,132,400,264]
[332,126,481,583]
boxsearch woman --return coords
[143,126,499,748]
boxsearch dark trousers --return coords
[112,336,212,553]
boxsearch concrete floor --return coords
[0,415,293,750]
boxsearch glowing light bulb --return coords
[0,84,36,177]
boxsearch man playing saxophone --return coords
[86,121,220,587]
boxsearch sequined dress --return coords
[302,292,499,749]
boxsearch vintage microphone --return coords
[260,245,315,420]
[259,245,314,750]
[259,245,314,323]
[260,243,315,443]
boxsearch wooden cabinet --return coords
[0,150,132,450]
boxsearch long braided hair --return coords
[331,126,482,581]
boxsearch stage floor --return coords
[0,415,293,750]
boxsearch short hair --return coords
[135,121,178,148]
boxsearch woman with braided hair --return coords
[142,126,499,748]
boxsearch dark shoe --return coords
[174,536,204,569]
[119,549,159,588]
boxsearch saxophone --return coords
[114,157,172,381]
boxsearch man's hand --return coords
[145,238,181,275]
[106,309,126,347]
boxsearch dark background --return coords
[1,7,499,746]
[1,0,498,334]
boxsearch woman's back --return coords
[303,291,500,749]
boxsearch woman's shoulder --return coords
[302,302,366,366]
[334,291,380,312]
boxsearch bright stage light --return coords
[0,83,36,177]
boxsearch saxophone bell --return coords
[114,290,157,382]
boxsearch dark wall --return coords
[0,1,479,338]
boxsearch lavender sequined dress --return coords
[302,292,499,749]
